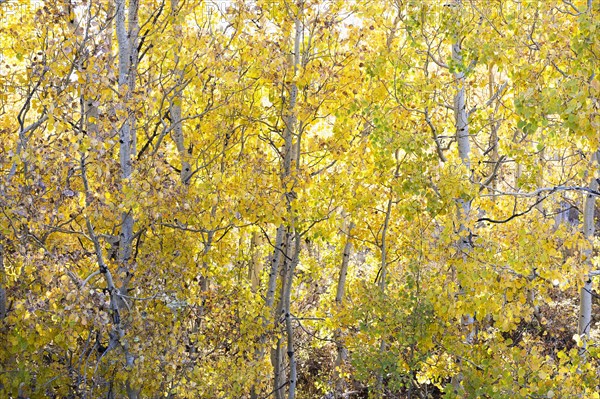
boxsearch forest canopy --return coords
[0,0,599,398]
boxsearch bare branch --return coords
[481,185,600,198]
[425,107,447,162]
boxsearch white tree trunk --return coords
[115,0,138,302]
[249,231,262,293]
[282,234,301,399]
[333,220,353,395]
[335,221,354,304]
[115,7,139,396]
[577,0,597,344]
[452,42,470,171]
[452,34,475,336]
[170,0,191,184]
[272,4,304,399]
[450,18,475,392]
[262,3,304,398]
[579,150,598,354]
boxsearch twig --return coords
[425,107,447,162]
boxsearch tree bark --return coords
[578,1,596,355]
[170,0,192,184]
[115,3,139,397]
[115,0,138,312]
[579,150,598,355]
[282,234,301,399]
[333,219,353,396]
[249,231,262,293]
[452,43,470,172]
[272,230,292,399]
[268,3,304,398]
[450,17,475,392]
[453,31,475,339]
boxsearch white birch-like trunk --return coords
[453,30,476,337]
[335,221,354,304]
[267,4,305,397]
[579,151,598,354]
[333,220,353,395]
[266,226,286,310]
[249,231,262,292]
[263,226,286,399]
[452,45,470,172]
[282,234,301,399]
[170,0,191,184]
[283,11,302,399]
[115,0,138,305]
[68,6,136,394]
[80,153,131,371]
[578,0,596,355]
[127,0,139,157]
[115,6,139,395]
[260,3,303,398]
[450,12,476,391]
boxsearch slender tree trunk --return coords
[127,0,139,156]
[335,221,354,305]
[579,150,598,355]
[267,227,287,310]
[271,337,285,399]
[453,29,476,338]
[170,0,191,184]
[578,1,597,357]
[246,2,305,397]
[261,225,286,399]
[115,2,139,397]
[450,16,476,391]
[272,230,292,399]
[267,3,304,398]
[115,0,138,307]
[282,234,301,399]
[453,42,470,172]
[249,231,262,293]
[333,218,354,395]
